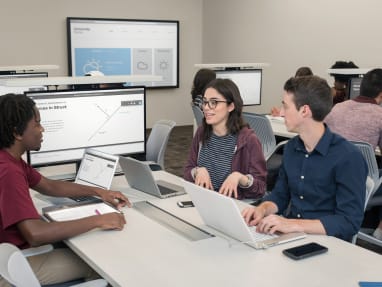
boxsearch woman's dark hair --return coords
[191,69,216,101]
[295,67,313,77]
[201,78,247,143]
[330,61,359,83]
[283,76,332,121]
[0,93,36,148]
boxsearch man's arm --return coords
[256,215,326,234]
[34,177,131,208]
[242,201,278,226]
[17,213,126,247]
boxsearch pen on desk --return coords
[95,209,101,215]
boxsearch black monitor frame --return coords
[25,86,147,169]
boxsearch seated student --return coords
[191,68,216,109]
[325,68,382,240]
[0,94,130,286]
[271,66,313,116]
[329,60,359,105]
[242,76,368,241]
[184,78,267,200]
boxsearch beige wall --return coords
[0,0,203,127]
[202,0,382,114]
[2,1,382,126]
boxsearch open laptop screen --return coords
[75,149,118,189]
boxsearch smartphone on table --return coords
[282,242,328,260]
[177,201,194,208]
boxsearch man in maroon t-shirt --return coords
[0,93,131,286]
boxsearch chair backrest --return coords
[191,105,204,127]
[350,141,382,191]
[351,176,375,244]
[146,119,176,169]
[365,176,376,209]
[0,243,41,287]
[242,112,277,160]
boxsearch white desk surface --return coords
[266,115,297,138]
[33,171,382,287]
[266,115,382,156]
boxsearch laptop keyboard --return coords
[68,196,101,203]
[249,227,278,242]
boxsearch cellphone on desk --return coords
[177,201,194,208]
[282,242,328,260]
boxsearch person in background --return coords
[325,68,382,240]
[242,76,367,241]
[0,94,130,286]
[329,60,359,105]
[191,68,216,109]
[184,78,267,200]
[271,66,313,116]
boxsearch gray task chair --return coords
[350,141,382,196]
[350,141,382,247]
[242,112,287,191]
[0,243,108,287]
[191,105,204,127]
[352,176,376,245]
[242,112,277,160]
[146,119,176,170]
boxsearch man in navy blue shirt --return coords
[242,75,368,241]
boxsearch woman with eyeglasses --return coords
[184,78,267,199]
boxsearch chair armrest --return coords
[21,244,53,257]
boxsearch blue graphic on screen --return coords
[75,48,131,76]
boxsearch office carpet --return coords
[157,125,382,255]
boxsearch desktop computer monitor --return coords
[25,86,146,168]
[348,77,362,99]
[215,69,262,106]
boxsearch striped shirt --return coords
[198,133,237,191]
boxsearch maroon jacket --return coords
[184,126,267,199]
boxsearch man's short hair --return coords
[360,68,382,99]
[0,93,36,148]
[283,76,333,121]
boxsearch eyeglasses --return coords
[202,99,228,109]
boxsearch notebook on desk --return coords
[183,181,306,249]
[36,149,118,205]
[119,156,186,199]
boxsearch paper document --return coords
[43,202,118,222]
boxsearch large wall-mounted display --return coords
[67,17,179,88]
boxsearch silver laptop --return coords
[75,148,118,190]
[36,149,118,205]
[119,156,186,199]
[183,181,306,249]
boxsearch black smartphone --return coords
[177,201,194,208]
[282,242,328,260]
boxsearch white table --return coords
[266,115,297,138]
[33,172,382,287]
